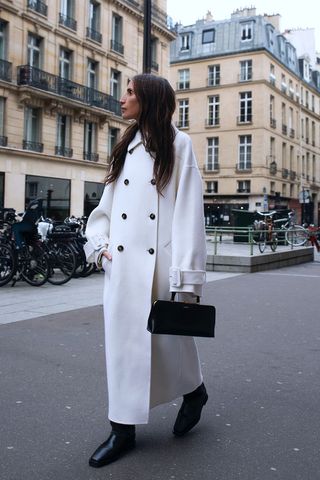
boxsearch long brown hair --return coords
[105,74,176,193]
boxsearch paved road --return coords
[1,262,320,480]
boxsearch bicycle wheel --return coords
[285,226,308,246]
[258,231,267,253]
[270,232,278,252]
[21,244,49,286]
[47,243,76,285]
[0,243,15,287]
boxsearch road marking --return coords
[257,273,320,278]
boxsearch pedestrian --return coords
[84,73,208,467]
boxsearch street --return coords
[1,262,320,480]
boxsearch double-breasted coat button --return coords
[124,179,129,185]
[151,179,156,185]
[117,245,124,252]
[148,248,155,254]
[122,213,127,219]
[149,213,155,220]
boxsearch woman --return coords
[84,74,208,467]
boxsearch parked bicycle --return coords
[254,211,278,253]
[274,210,309,246]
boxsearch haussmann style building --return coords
[0,0,175,218]
[170,8,320,226]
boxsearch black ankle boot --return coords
[89,422,136,468]
[173,383,208,437]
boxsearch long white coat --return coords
[84,128,207,425]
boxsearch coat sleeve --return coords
[169,137,207,297]
[83,183,114,265]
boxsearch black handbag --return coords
[147,293,215,338]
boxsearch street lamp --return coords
[143,0,152,73]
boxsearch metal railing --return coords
[27,0,48,16]
[59,13,77,31]
[0,59,12,82]
[17,65,121,116]
[86,27,102,43]
[110,40,124,54]
[55,146,73,157]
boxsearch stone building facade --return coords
[0,0,174,218]
[170,8,320,225]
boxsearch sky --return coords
[166,0,320,51]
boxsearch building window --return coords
[0,20,8,60]
[206,138,219,171]
[238,135,252,170]
[178,99,189,128]
[111,14,124,54]
[208,65,220,86]
[56,114,72,157]
[281,103,287,134]
[0,97,7,146]
[108,127,119,157]
[240,60,252,81]
[281,74,287,94]
[110,69,121,100]
[270,95,276,127]
[84,181,104,217]
[59,47,72,79]
[87,0,101,42]
[23,107,43,152]
[289,79,294,98]
[269,63,276,86]
[27,33,42,68]
[26,175,70,221]
[239,92,252,123]
[87,59,98,89]
[240,23,253,41]
[59,0,77,30]
[202,29,215,44]
[207,95,220,126]
[84,121,98,161]
[178,69,190,89]
[237,180,250,193]
[206,181,218,194]
[180,33,191,51]
[151,37,158,71]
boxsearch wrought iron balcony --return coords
[289,128,295,138]
[282,168,289,179]
[23,140,44,152]
[83,151,99,162]
[110,40,124,54]
[86,27,102,44]
[0,136,8,147]
[0,59,12,82]
[290,170,296,181]
[59,13,77,31]
[270,118,276,128]
[17,65,121,116]
[27,0,48,16]
[55,146,73,157]
[282,124,287,135]
[269,159,277,175]
[151,61,159,72]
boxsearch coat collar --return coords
[127,130,143,154]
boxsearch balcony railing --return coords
[289,128,295,138]
[269,159,277,175]
[0,59,12,82]
[83,151,99,162]
[270,118,276,128]
[282,168,289,179]
[203,164,220,173]
[110,40,124,54]
[237,115,252,125]
[27,0,48,16]
[290,170,296,181]
[236,162,252,172]
[282,124,287,135]
[86,27,102,44]
[205,118,220,127]
[17,65,121,116]
[23,140,44,152]
[151,61,159,72]
[55,146,73,157]
[59,13,77,31]
[0,135,8,146]
[305,137,309,144]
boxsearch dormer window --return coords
[202,29,215,44]
[180,33,191,51]
[241,23,253,41]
